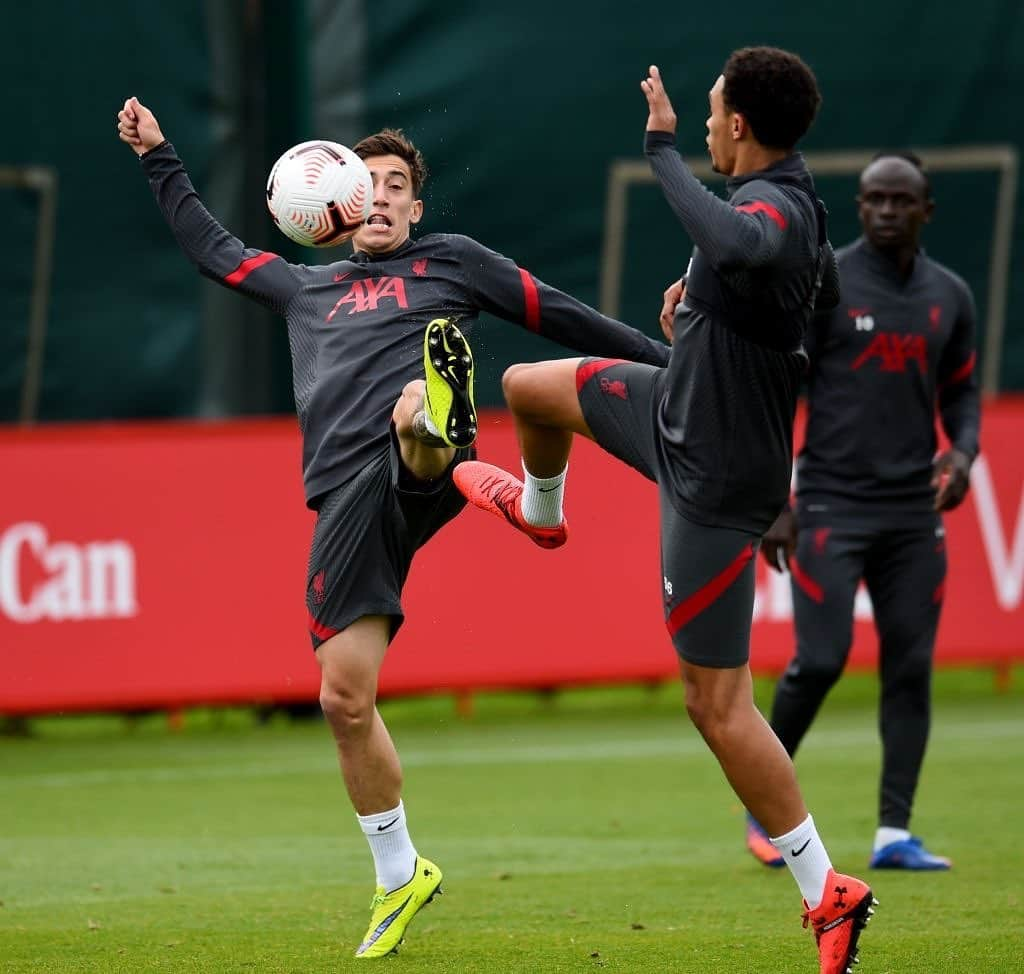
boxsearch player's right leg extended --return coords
[315,616,443,958]
[423,318,476,448]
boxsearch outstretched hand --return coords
[641,65,677,135]
[116,97,165,156]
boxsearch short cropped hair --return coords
[352,128,428,197]
[722,47,821,151]
[869,150,933,199]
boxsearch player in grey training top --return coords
[454,51,875,974]
[117,96,667,959]
[754,152,980,873]
[136,142,668,506]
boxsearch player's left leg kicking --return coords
[419,317,477,448]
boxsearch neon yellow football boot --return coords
[423,318,477,448]
[354,856,443,958]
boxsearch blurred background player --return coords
[455,52,877,974]
[746,152,981,872]
[117,96,668,958]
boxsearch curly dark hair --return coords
[352,128,428,197]
[722,47,821,151]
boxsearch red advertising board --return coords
[1,403,1021,714]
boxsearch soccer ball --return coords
[266,140,373,247]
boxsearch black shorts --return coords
[304,427,474,648]
[577,358,759,668]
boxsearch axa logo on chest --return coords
[0,522,138,623]
[327,276,409,321]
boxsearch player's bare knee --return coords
[319,680,374,737]
[503,362,563,421]
[686,704,741,752]
[683,693,717,740]
[681,681,742,749]
[393,380,426,429]
[391,383,423,417]
[501,363,534,408]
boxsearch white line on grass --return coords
[4,715,1022,790]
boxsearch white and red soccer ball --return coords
[266,140,373,247]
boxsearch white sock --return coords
[356,801,417,892]
[771,814,833,909]
[422,410,441,437]
[520,462,567,527]
[874,826,911,852]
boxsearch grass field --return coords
[1,669,1021,973]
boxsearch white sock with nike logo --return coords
[520,462,567,527]
[771,813,833,908]
[357,800,417,892]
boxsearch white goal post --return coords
[599,146,1018,395]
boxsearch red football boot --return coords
[802,869,877,974]
[453,461,568,549]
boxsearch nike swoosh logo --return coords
[537,485,561,493]
[791,839,811,857]
[377,816,400,832]
[333,271,352,283]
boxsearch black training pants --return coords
[769,513,947,829]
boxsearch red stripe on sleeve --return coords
[942,351,976,388]
[735,201,787,230]
[666,543,756,637]
[518,267,541,332]
[224,251,279,287]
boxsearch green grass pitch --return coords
[1,669,1020,972]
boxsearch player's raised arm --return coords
[452,235,668,366]
[118,97,300,316]
[642,65,791,271]
[117,96,165,156]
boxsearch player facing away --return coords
[116,97,669,958]
[744,152,980,872]
[455,52,876,973]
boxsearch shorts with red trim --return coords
[658,502,758,666]
[304,426,474,649]
[577,357,759,667]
